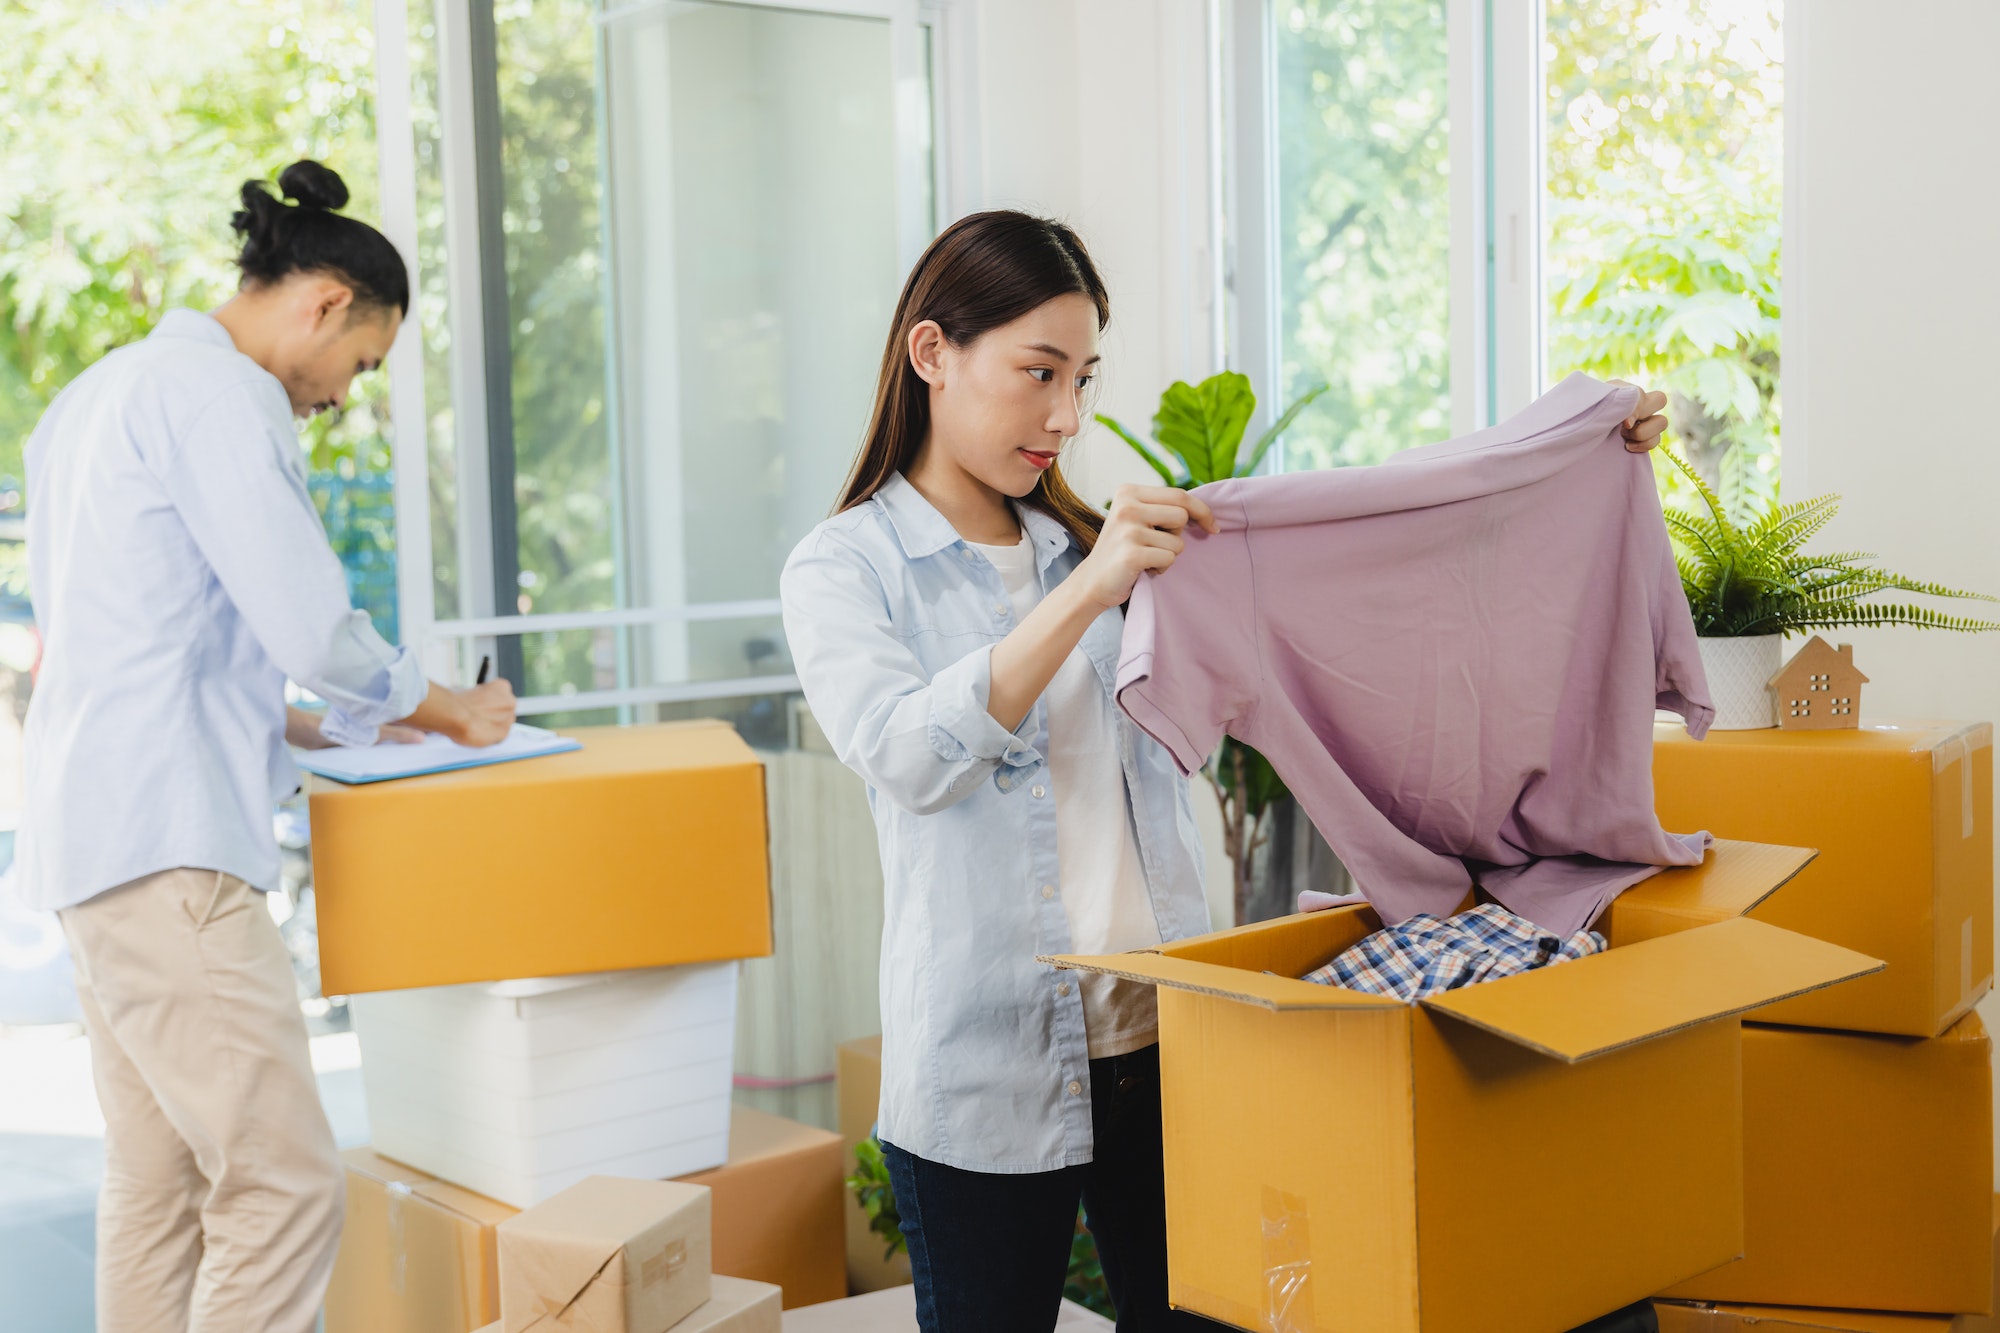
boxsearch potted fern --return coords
[1098,371,1327,922]
[1662,450,2000,728]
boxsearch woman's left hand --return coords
[1609,380,1669,452]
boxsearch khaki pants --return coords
[60,868,344,1333]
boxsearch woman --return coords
[20,159,514,1332]
[781,210,1668,1331]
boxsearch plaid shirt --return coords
[1303,903,1607,1001]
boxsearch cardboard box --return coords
[326,1148,519,1333]
[482,1284,782,1333]
[352,962,738,1207]
[835,1036,912,1294]
[1653,720,1993,1036]
[1654,1198,2000,1330]
[312,721,774,995]
[678,1106,846,1309]
[780,1284,1113,1330]
[1052,840,1882,1333]
[498,1176,711,1333]
[1660,1015,1994,1313]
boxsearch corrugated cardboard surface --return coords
[1653,720,1994,1035]
[836,1036,912,1295]
[1654,1197,2000,1330]
[1662,1015,1994,1313]
[675,1276,784,1332]
[678,1106,846,1309]
[312,721,774,994]
[1054,840,1883,1333]
[325,1148,519,1333]
[498,1176,711,1333]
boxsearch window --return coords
[1544,0,1783,510]
[380,0,935,728]
[1237,0,1784,484]
[1272,0,1452,469]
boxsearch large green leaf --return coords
[1094,413,1183,485]
[1153,372,1256,485]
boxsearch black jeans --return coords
[881,1044,1225,1333]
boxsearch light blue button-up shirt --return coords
[781,472,1210,1173]
[18,310,427,912]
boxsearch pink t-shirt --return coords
[1116,374,1714,936]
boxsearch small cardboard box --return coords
[470,1276,782,1332]
[835,1035,912,1294]
[677,1106,846,1309]
[1659,1014,1994,1313]
[326,1148,519,1333]
[498,1176,711,1333]
[311,721,774,995]
[1654,1198,2000,1330]
[1052,840,1882,1333]
[1653,720,1993,1036]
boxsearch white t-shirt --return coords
[971,536,1162,1059]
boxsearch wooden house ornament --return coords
[1769,635,1869,730]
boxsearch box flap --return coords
[500,1176,709,1318]
[1603,840,1817,945]
[1041,949,1403,1012]
[1420,917,1884,1062]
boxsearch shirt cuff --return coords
[317,708,381,748]
[930,644,1040,768]
[321,645,428,729]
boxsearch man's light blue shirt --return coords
[18,310,427,911]
[781,472,1211,1173]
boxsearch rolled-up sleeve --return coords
[158,384,428,726]
[782,530,1039,815]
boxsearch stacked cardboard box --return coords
[1053,839,1884,1333]
[313,721,777,1209]
[1647,721,1996,1324]
[327,1105,846,1330]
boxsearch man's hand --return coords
[1610,379,1670,452]
[397,678,518,748]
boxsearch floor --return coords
[0,1025,368,1333]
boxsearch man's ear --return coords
[306,277,357,331]
[908,320,948,389]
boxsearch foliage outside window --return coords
[1274,0,1452,470]
[0,0,400,641]
[1545,0,1784,514]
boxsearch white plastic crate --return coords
[350,960,738,1207]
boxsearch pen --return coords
[476,655,491,686]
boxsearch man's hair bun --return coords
[278,160,350,212]
[228,160,407,313]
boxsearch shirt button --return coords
[1041,884,1055,899]
[1031,784,1046,798]
[1067,1080,1083,1097]
[1057,982,1071,996]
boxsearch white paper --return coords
[296,723,580,785]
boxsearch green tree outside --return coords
[0,0,399,635]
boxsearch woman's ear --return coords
[908,320,947,388]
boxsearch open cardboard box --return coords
[1047,840,1883,1333]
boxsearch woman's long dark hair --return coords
[838,210,1109,552]
[231,160,409,314]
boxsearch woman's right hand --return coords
[1071,483,1220,610]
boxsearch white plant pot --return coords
[1698,634,1783,730]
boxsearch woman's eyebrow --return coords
[1022,343,1103,366]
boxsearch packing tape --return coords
[1261,1184,1315,1333]
[387,1180,413,1296]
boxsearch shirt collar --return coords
[876,471,1077,569]
[152,308,237,350]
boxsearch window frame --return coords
[372,0,942,716]
[1222,0,1558,454]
